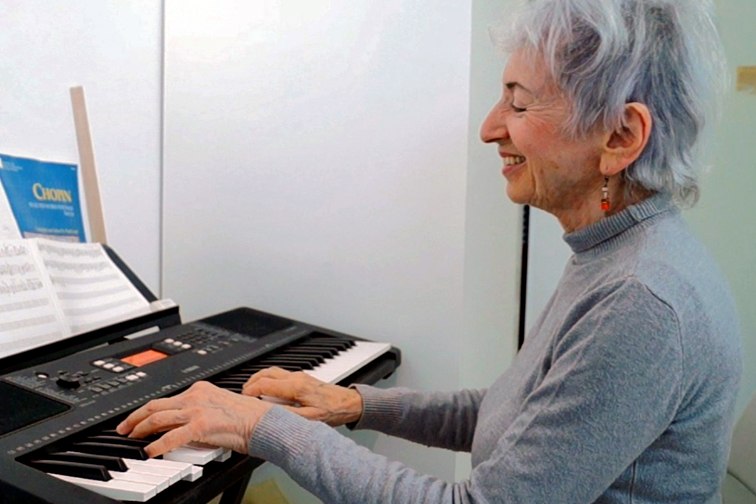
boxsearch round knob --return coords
[55,375,81,389]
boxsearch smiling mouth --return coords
[503,155,526,166]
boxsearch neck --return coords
[555,182,652,233]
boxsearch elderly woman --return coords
[118,0,741,501]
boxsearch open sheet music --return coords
[0,182,21,241]
[0,238,152,359]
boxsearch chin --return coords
[505,185,533,207]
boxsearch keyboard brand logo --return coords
[181,365,200,374]
[32,183,73,203]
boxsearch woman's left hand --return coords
[116,381,273,457]
[242,366,363,426]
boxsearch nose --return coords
[480,101,508,144]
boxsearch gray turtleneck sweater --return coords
[249,194,742,503]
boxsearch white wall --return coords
[163,0,521,498]
[162,0,469,485]
[0,0,163,292]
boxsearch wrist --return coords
[343,387,364,425]
[246,398,274,445]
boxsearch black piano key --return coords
[213,379,246,387]
[73,441,149,460]
[45,451,128,472]
[253,359,314,369]
[280,357,324,367]
[254,359,315,370]
[285,346,339,357]
[214,375,247,381]
[301,339,353,350]
[265,353,321,362]
[88,435,151,447]
[30,459,112,481]
[216,373,252,380]
[241,364,302,372]
[292,342,342,349]
[213,384,244,392]
[98,429,162,443]
[232,366,270,374]
[98,429,122,436]
[258,354,321,363]
[274,352,326,364]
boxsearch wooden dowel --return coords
[70,86,107,244]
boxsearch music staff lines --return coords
[56,285,131,300]
[63,298,143,318]
[44,261,109,274]
[0,278,45,295]
[0,243,29,258]
[50,274,120,287]
[37,243,101,259]
[0,262,37,276]
[0,314,57,332]
[0,298,50,313]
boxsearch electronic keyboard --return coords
[0,307,401,503]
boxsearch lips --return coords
[500,153,526,178]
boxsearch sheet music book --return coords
[0,180,21,241]
[0,153,87,242]
[0,238,153,359]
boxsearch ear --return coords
[599,102,652,176]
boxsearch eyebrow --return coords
[505,81,533,94]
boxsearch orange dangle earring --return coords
[600,176,610,212]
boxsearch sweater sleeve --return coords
[249,406,488,503]
[248,280,684,503]
[348,385,486,451]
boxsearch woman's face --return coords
[480,49,607,230]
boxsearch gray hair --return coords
[497,0,727,206]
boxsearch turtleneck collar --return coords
[563,193,676,255]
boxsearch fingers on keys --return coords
[242,366,316,399]
[116,395,185,438]
[144,426,196,458]
[242,366,291,392]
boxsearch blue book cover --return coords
[0,153,86,242]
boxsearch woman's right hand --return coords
[242,367,363,426]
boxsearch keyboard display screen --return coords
[121,349,168,367]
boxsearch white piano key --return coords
[163,442,225,465]
[215,448,232,462]
[158,457,203,481]
[185,464,204,482]
[123,458,191,483]
[304,341,391,384]
[51,473,156,502]
[109,469,171,493]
